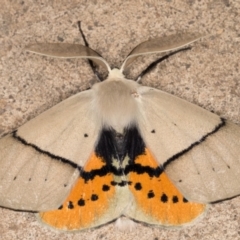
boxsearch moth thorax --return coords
[93,77,140,132]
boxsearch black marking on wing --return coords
[68,201,74,209]
[78,198,85,206]
[81,126,162,182]
[125,164,162,177]
[134,182,142,190]
[91,194,98,201]
[161,193,168,203]
[172,196,179,203]
[12,130,82,172]
[81,118,226,183]
[95,127,145,165]
[110,181,131,186]
[147,190,155,198]
[163,118,226,169]
[102,184,110,191]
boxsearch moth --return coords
[0,31,240,231]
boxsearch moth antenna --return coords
[136,47,192,82]
[77,21,103,81]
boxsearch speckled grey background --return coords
[0,0,240,239]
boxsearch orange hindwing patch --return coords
[39,153,116,231]
[39,128,206,231]
[128,148,206,226]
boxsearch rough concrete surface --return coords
[0,0,240,239]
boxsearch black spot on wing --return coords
[78,199,85,206]
[172,196,179,203]
[148,190,155,198]
[102,184,110,191]
[68,201,74,209]
[161,193,168,203]
[91,194,98,201]
[134,182,142,190]
[110,181,118,186]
